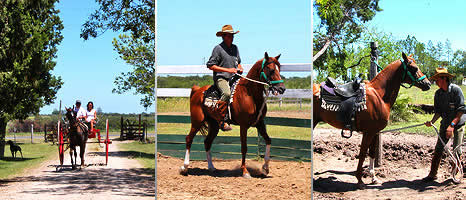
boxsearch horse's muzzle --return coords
[270,85,286,95]
[418,79,431,91]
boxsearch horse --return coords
[65,107,89,169]
[179,52,286,178]
[313,53,431,188]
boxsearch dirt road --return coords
[313,128,466,200]
[0,140,155,200]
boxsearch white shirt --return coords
[86,109,96,122]
[75,107,86,120]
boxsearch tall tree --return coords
[313,0,382,63]
[81,0,155,108]
[0,0,63,158]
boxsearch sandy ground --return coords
[157,153,311,200]
[0,140,155,200]
[313,128,466,200]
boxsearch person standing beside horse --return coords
[424,67,466,182]
[206,24,244,131]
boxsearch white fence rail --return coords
[157,63,312,99]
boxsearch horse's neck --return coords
[239,61,266,102]
[369,60,404,108]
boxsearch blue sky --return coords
[157,0,312,77]
[40,0,153,114]
[314,0,466,52]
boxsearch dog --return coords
[6,140,23,159]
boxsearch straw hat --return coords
[216,25,239,37]
[430,67,455,80]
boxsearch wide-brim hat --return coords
[216,25,239,37]
[430,67,455,80]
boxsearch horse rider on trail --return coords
[206,24,244,131]
[423,67,466,182]
[74,100,87,121]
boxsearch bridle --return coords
[400,59,426,88]
[260,59,284,85]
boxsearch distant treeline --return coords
[7,113,155,133]
[158,75,311,89]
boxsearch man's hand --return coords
[424,121,432,127]
[228,68,237,73]
[237,64,244,74]
[446,125,454,139]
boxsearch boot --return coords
[215,100,232,131]
[422,150,443,182]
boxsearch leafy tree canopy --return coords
[0,0,64,158]
[81,0,155,108]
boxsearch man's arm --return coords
[208,65,237,73]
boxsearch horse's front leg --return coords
[180,125,200,175]
[240,126,251,178]
[70,146,76,169]
[356,133,375,189]
[256,120,271,175]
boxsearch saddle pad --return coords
[203,79,240,108]
[320,83,367,112]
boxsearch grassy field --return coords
[158,123,311,141]
[0,140,56,179]
[157,97,311,113]
[117,140,155,176]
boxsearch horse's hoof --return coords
[243,173,252,179]
[358,183,366,190]
[208,167,216,173]
[371,178,381,185]
[262,166,269,176]
[179,166,188,175]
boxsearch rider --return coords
[206,24,244,131]
[74,100,87,121]
[423,67,466,182]
[85,101,98,131]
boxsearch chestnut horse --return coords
[65,107,88,169]
[313,53,431,188]
[180,52,286,178]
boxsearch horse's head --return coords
[64,107,77,124]
[400,52,431,91]
[260,52,286,95]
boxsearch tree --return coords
[0,0,63,158]
[313,0,382,64]
[81,0,155,108]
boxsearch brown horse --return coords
[179,52,286,178]
[313,53,431,188]
[65,107,88,169]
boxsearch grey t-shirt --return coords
[206,42,241,81]
[434,83,466,126]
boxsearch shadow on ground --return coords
[0,166,155,198]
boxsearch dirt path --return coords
[157,153,311,199]
[0,140,155,200]
[313,128,466,200]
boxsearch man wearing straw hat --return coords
[206,25,244,131]
[423,67,466,182]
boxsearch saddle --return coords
[320,77,367,138]
[203,76,240,124]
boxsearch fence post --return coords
[31,124,34,144]
[370,41,383,167]
[279,97,282,108]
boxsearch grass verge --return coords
[0,141,56,179]
[117,140,155,176]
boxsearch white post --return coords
[31,124,34,144]
[14,128,17,143]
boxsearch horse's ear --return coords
[275,54,281,60]
[402,52,408,61]
[264,52,269,61]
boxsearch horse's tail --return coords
[198,121,208,137]
[190,85,200,98]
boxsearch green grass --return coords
[0,141,56,179]
[117,141,155,175]
[158,123,311,141]
[400,84,466,105]
[157,97,311,113]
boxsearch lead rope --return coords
[232,73,270,126]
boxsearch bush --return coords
[390,94,419,122]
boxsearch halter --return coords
[400,59,426,88]
[260,59,284,85]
